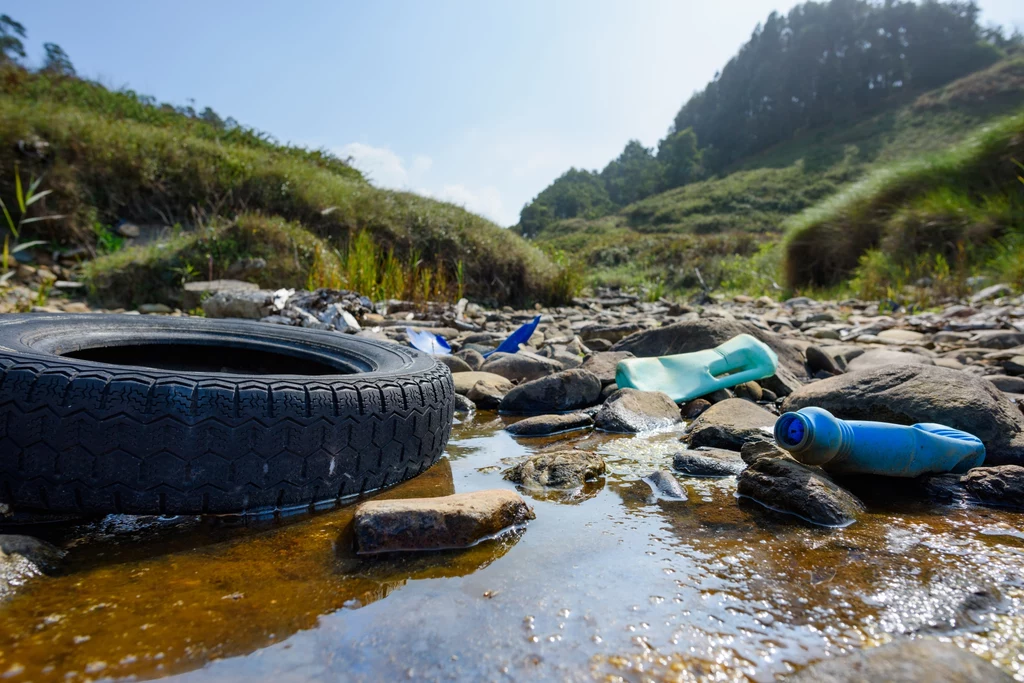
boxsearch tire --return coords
[0,314,454,516]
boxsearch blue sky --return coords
[15,1,1024,227]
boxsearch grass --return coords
[532,55,1024,297]
[0,66,576,306]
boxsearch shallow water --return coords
[1,413,1023,682]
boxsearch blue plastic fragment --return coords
[407,328,452,355]
[484,315,541,358]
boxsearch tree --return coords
[600,140,662,206]
[657,128,702,189]
[519,168,612,238]
[0,14,26,63]
[42,43,75,76]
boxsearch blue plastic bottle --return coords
[774,407,985,477]
[615,334,778,403]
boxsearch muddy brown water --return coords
[1,413,1023,682]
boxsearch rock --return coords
[0,534,65,599]
[682,398,712,419]
[580,351,635,386]
[759,366,804,397]
[499,369,602,414]
[919,473,965,503]
[805,345,841,375]
[456,348,485,371]
[971,283,1013,304]
[599,383,619,401]
[782,365,1024,466]
[436,355,473,374]
[319,304,361,332]
[732,381,763,402]
[503,450,605,489]
[352,490,535,554]
[480,352,563,383]
[1002,356,1024,376]
[506,412,593,437]
[467,381,506,410]
[452,393,476,413]
[580,322,643,343]
[182,279,259,310]
[594,388,681,433]
[137,303,173,314]
[877,328,926,343]
[202,289,274,319]
[970,330,1024,349]
[551,350,582,369]
[961,465,1024,508]
[684,398,776,450]
[115,221,141,238]
[611,318,808,379]
[737,455,865,527]
[452,371,513,396]
[672,448,745,477]
[642,470,687,501]
[740,440,791,465]
[987,375,1024,393]
[761,388,778,402]
[846,349,934,372]
[702,388,733,403]
[585,338,613,352]
[786,639,1014,682]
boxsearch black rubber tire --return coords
[0,314,454,516]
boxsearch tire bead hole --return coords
[64,343,344,376]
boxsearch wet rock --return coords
[846,349,934,372]
[611,318,808,379]
[0,535,65,599]
[961,465,1024,508]
[737,455,865,527]
[732,381,762,402]
[503,450,605,489]
[506,412,593,437]
[740,440,792,465]
[642,470,687,501]
[805,345,841,375]
[580,351,635,386]
[782,365,1024,466]
[480,352,562,383]
[202,289,274,319]
[919,473,965,503]
[452,371,513,396]
[682,398,712,419]
[594,388,681,433]
[456,348,485,371]
[499,369,602,414]
[684,398,776,451]
[672,448,745,477]
[580,322,643,343]
[352,490,535,554]
[452,393,476,413]
[787,639,1014,682]
[436,355,473,373]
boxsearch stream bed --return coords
[1,411,1023,681]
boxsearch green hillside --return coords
[0,64,572,307]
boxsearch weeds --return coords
[92,222,124,255]
[0,163,58,276]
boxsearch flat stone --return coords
[506,412,593,437]
[877,328,926,343]
[579,322,644,343]
[971,330,1024,349]
[684,398,776,451]
[737,456,865,527]
[594,389,681,433]
[961,465,1024,509]
[971,283,1013,304]
[642,470,687,501]
[137,303,173,314]
[499,369,602,414]
[352,490,535,554]
[503,450,605,489]
[452,371,513,396]
[846,349,934,372]
[182,280,259,310]
[740,440,792,464]
[580,351,635,386]
[480,352,563,383]
[672,448,745,477]
[787,639,1014,682]
[782,365,1024,466]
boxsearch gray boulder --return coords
[961,465,1024,508]
[684,398,776,450]
[737,455,865,527]
[202,289,274,319]
[642,470,687,501]
[611,318,808,379]
[506,412,594,437]
[782,365,1024,466]
[481,352,563,383]
[580,351,635,386]
[456,348,485,370]
[352,490,534,554]
[672,448,745,477]
[503,450,605,489]
[846,349,934,372]
[452,371,513,396]
[594,388,681,433]
[787,639,1014,682]
[436,354,473,374]
[499,369,602,414]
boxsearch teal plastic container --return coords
[615,334,779,403]
[774,406,985,477]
